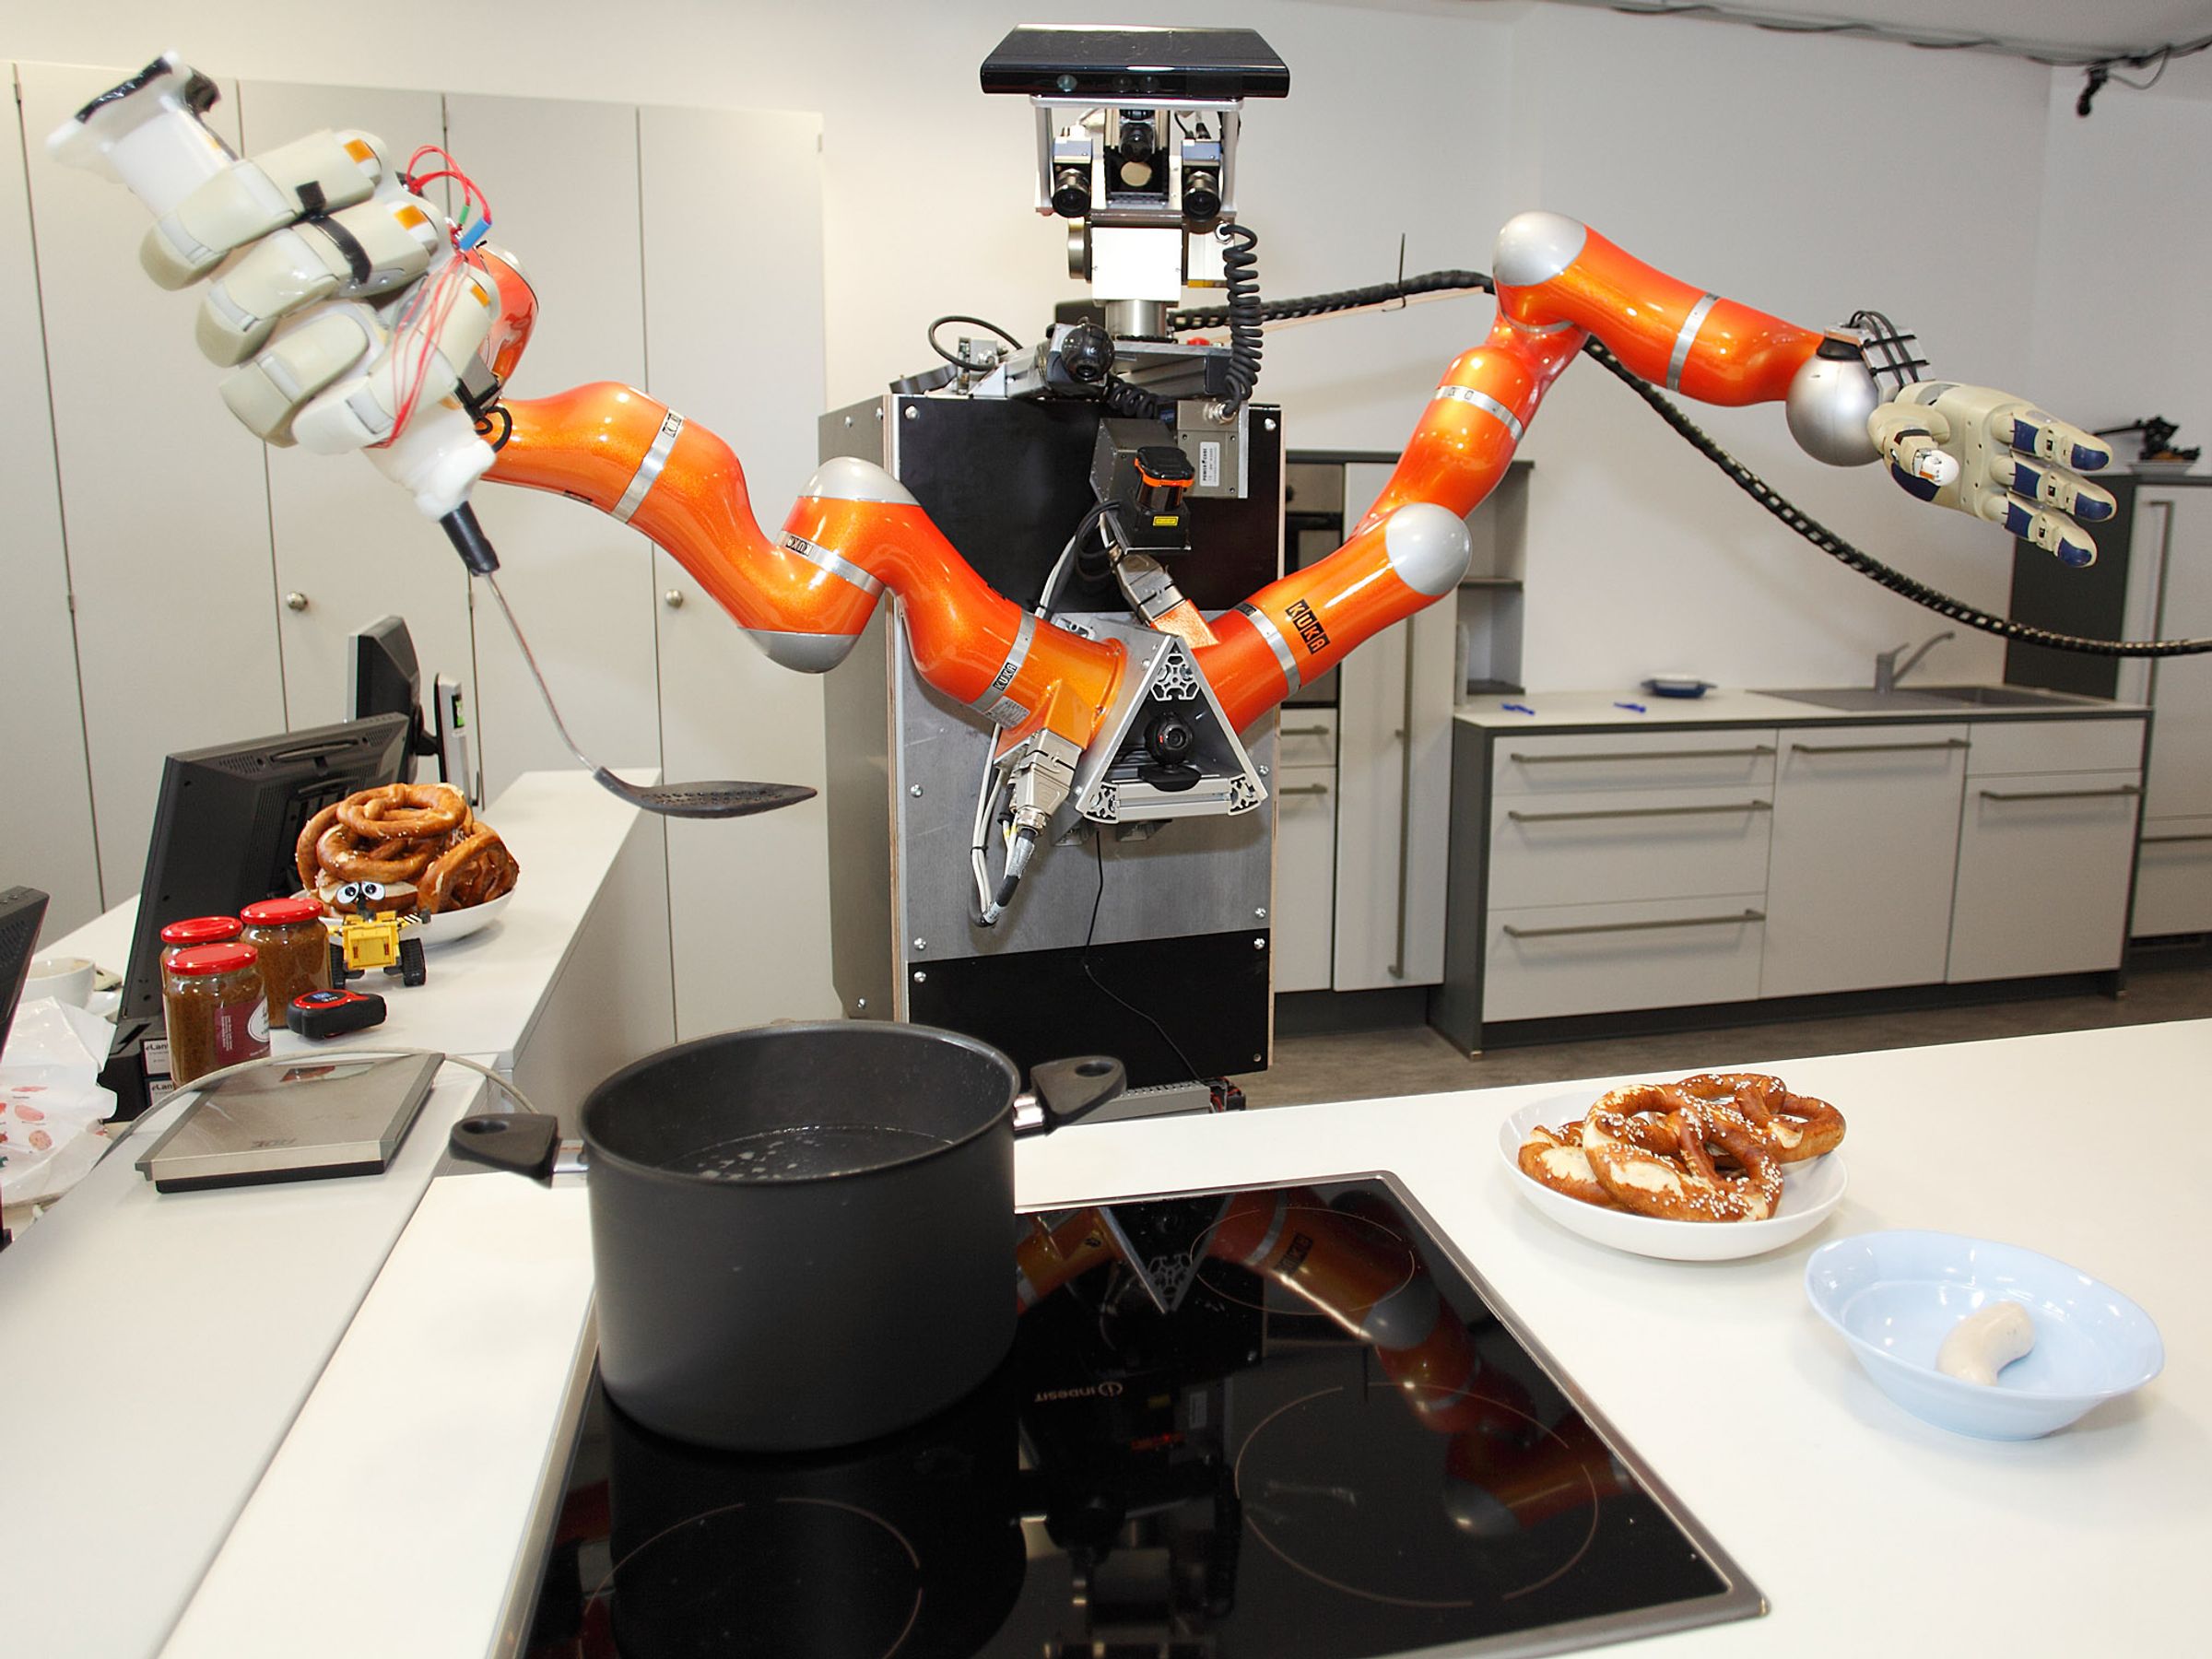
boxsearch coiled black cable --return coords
[1216,222,1264,409]
[1100,375,1165,419]
[1178,267,2212,658]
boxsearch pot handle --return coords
[450,1113,569,1183]
[1012,1055,1126,1135]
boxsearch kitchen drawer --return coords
[1273,764,1337,991]
[1488,784,1774,909]
[1275,711,1339,770]
[1948,769,2140,982]
[1966,717,2144,777]
[2134,816,2212,937]
[1492,730,1777,796]
[1483,894,1766,1022]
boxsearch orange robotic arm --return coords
[479,213,1836,745]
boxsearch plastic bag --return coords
[1,998,119,1208]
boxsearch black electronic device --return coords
[117,713,410,1026]
[980,25,1291,100]
[0,886,51,1063]
[287,988,388,1040]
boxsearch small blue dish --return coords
[1641,676,1712,699]
[1805,1230,2162,1440]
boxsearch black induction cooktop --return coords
[521,1176,1763,1658]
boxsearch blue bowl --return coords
[1804,1230,2162,1440]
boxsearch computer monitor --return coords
[0,885,50,1059]
[118,713,410,1021]
[349,615,429,768]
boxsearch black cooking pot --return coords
[450,1021,1123,1451]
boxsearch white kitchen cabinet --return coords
[2135,818,2212,935]
[2134,489,2212,935]
[1483,893,1768,1022]
[1759,726,1968,997]
[1490,784,1774,910]
[18,65,284,904]
[638,104,837,1032]
[1947,720,2143,982]
[443,93,662,803]
[237,82,479,761]
[1272,762,1338,993]
[1332,462,1455,991]
[0,68,103,931]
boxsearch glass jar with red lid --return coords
[161,942,270,1086]
[158,914,242,980]
[240,896,332,1021]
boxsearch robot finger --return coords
[291,264,496,453]
[194,194,445,367]
[217,302,386,444]
[1978,489,2099,568]
[1880,429,1960,501]
[1996,406,2112,475]
[1984,451,2116,524]
[140,129,392,289]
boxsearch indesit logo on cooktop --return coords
[1031,1379,1127,1404]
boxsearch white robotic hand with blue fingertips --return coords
[1869,382,2117,567]
[47,52,499,520]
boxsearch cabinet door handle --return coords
[1977,785,2142,802]
[1505,800,1772,824]
[2141,831,2212,843]
[1788,738,1971,755]
[1502,909,1765,940]
[1389,628,1418,980]
[1277,782,1331,796]
[1278,724,1333,737]
[1506,745,1775,765]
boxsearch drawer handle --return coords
[1277,782,1331,796]
[1789,739,1971,755]
[2141,831,2212,843]
[1506,800,1771,825]
[1507,746,1774,764]
[1502,909,1765,940]
[1977,785,2142,803]
[1279,724,1334,737]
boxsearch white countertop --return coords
[164,1017,2210,1658]
[1454,687,2147,730]
[2,773,648,1659]
[46,771,654,1072]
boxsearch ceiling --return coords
[1488,1,2212,62]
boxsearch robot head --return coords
[983,26,1288,333]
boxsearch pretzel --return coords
[1517,1122,1618,1208]
[1676,1072,1846,1161]
[1582,1087,1784,1223]
[317,820,441,884]
[418,823,519,914]
[335,782,469,841]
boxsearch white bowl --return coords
[1805,1230,2163,1439]
[24,956,95,1008]
[1497,1094,1847,1262]
[410,889,512,947]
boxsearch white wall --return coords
[6,2,2191,926]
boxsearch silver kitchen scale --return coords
[135,1052,441,1193]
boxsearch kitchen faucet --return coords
[1874,630,1956,693]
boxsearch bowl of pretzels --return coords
[296,782,521,941]
[1500,1072,1848,1262]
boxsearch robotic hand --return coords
[46,54,528,529]
[1868,382,2116,567]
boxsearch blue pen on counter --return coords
[1614,700,1647,712]
[1501,701,1536,716]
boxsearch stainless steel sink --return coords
[1758,684,2098,712]
[1757,688,1961,711]
[1911,683,2097,707]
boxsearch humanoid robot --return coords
[50,36,2125,1079]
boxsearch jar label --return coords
[216,998,272,1067]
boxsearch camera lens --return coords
[1051,166,1091,218]
[1118,116,1156,162]
[1144,712,1196,766]
[1182,170,1221,226]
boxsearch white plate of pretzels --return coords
[1499,1072,1849,1262]
[296,782,522,946]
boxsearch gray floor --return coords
[1230,944,2212,1109]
